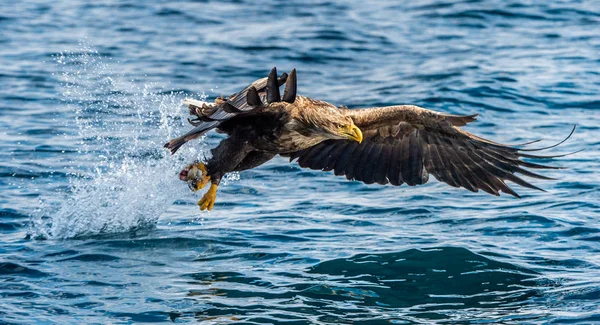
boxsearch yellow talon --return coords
[186,163,210,192]
[198,183,218,211]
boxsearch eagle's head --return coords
[293,97,363,143]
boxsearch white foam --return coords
[32,42,211,239]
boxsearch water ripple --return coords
[1,0,599,323]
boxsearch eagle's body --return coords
[165,68,572,211]
[216,96,340,153]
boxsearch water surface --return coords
[1,0,599,324]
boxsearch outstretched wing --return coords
[164,71,288,154]
[289,105,574,197]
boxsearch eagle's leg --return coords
[194,151,274,210]
[198,183,218,211]
[196,136,254,211]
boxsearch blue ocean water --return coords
[1,0,599,323]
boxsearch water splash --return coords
[32,43,209,239]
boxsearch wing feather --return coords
[333,142,360,176]
[399,133,412,185]
[324,142,349,172]
[408,131,425,186]
[308,142,339,170]
[419,132,435,185]
[373,144,392,185]
[297,142,323,168]
[447,138,500,195]
[387,141,404,186]
[362,143,382,184]
[429,135,459,187]
[347,141,374,181]
[446,138,493,193]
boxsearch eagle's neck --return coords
[278,119,329,152]
[269,96,337,153]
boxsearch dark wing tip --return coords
[266,67,281,103]
[520,125,576,152]
[282,68,297,103]
[506,189,522,198]
[519,148,584,160]
[247,86,262,107]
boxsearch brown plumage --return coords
[165,67,575,210]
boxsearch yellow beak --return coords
[344,124,363,143]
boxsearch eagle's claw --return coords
[198,184,218,211]
[180,162,210,192]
